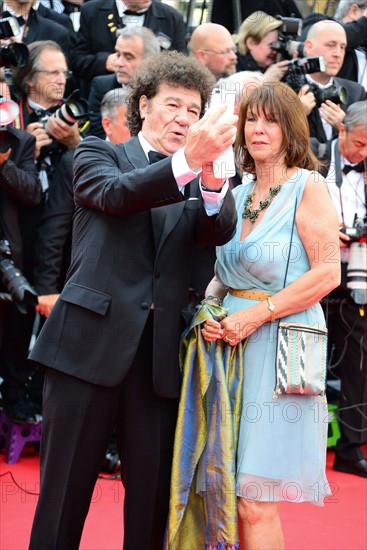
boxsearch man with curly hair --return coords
[28,51,238,550]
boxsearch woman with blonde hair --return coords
[235,11,289,81]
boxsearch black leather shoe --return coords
[333,456,367,478]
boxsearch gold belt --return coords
[229,288,272,300]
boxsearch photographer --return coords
[301,20,366,144]
[318,101,367,478]
[0,119,42,422]
[3,40,86,422]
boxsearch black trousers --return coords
[326,298,367,461]
[29,313,179,550]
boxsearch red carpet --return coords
[1,446,366,550]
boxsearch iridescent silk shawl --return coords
[165,304,245,549]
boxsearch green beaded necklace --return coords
[242,180,283,223]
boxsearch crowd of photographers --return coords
[0,0,366,476]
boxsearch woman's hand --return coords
[220,309,261,346]
[201,317,224,342]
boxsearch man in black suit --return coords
[0,0,73,57]
[302,19,366,144]
[28,51,238,550]
[316,101,367,477]
[0,123,42,419]
[334,1,367,88]
[3,40,84,422]
[70,0,187,98]
[87,25,159,138]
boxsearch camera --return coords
[39,90,89,130]
[0,235,38,314]
[271,17,304,61]
[342,216,367,305]
[284,57,347,107]
[0,15,29,68]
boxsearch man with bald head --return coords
[189,23,238,81]
[302,19,366,143]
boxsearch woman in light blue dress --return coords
[201,82,341,549]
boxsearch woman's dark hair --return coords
[235,81,320,173]
[126,50,215,136]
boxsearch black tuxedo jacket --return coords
[0,127,42,269]
[87,74,122,138]
[70,0,187,84]
[33,152,74,295]
[307,76,366,143]
[30,136,237,397]
[23,8,72,57]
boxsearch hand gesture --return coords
[26,122,53,159]
[184,105,238,173]
[319,100,345,131]
[263,60,289,82]
[298,84,316,115]
[46,117,81,150]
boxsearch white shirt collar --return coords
[138,131,156,159]
[306,74,334,88]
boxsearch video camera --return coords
[0,14,29,68]
[271,16,304,61]
[0,231,37,314]
[342,215,367,305]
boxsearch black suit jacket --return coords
[307,76,366,143]
[33,152,74,295]
[0,127,42,269]
[70,0,187,84]
[87,74,122,139]
[23,8,72,58]
[30,136,237,397]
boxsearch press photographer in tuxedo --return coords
[316,100,367,478]
[0,113,42,421]
[28,51,238,549]
[5,40,86,422]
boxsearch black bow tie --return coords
[123,9,147,16]
[148,151,168,164]
[342,162,365,175]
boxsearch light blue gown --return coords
[216,169,331,505]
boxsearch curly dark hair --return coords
[126,51,215,136]
[235,81,320,173]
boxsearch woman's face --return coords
[246,30,279,68]
[244,106,285,164]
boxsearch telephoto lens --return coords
[347,242,367,305]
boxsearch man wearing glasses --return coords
[189,22,238,82]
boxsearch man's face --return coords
[200,41,237,80]
[27,49,68,108]
[305,24,347,77]
[115,36,144,84]
[139,83,201,155]
[124,0,151,11]
[339,124,367,164]
[104,104,131,144]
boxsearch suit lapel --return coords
[123,137,168,252]
[123,137,190,254]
